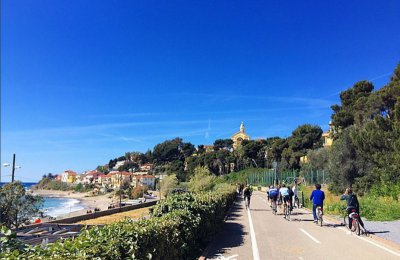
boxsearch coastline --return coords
[31,189,115,219]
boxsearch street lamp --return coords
[3,153,21,183]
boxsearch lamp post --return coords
[3,154,21,183]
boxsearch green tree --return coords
[153,138,183,163]
[188,167,216,193]
[0,182,43,228]
[160,174,178,198]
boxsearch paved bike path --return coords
[205,191,400,260]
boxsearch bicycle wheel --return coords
[319,212,323,227]
[272,202,276,215]
[344,215,349,229]
[353,219,360,236]
[287,204,291,221]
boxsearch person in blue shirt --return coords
[310,183,325,223]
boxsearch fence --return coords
[246,169,329,187]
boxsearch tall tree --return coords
[0,182,43,228]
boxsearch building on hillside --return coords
[322,121,334,147]
[132,175,156,190]
[231,122,251,150]
[61,170,77,183]
[97,174,112,186]
[109,171,132,189]
[113,160,126,170]
[203,145,214,153]
[132,171,148,176]
[55,175,62,182]
[139,163,154,172]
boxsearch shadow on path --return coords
[205,196,246,258]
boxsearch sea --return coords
[0,182,85,218]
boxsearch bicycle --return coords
[284,201,291,220]
[271,200,277,215]
[244,196,250,210]
[316,206,323,226]
[343,208,366,236]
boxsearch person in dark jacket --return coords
[340,188,366,230]
[310,183,325,222]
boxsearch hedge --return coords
[0,187,236,259]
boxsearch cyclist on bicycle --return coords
[310,183,325,223]
[269,185,279,208]
[340,188,366,231]
[243,184,252,208]
[279,184,290,216]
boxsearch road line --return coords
[355,234,400,257]
[298,257,304,260]
[246,207,261,260]
[299,228,321,244]
[330,222,400,256]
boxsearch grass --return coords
[76,207,150,225]
[299,185,400,221]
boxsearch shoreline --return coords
[31,189,116,220]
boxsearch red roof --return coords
[64,170,77,176]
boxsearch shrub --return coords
[0,185,236,260]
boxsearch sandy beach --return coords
[31,189,116,219]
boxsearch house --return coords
[113,160,126,170]
[85,170,101,184]
[139,163,154,172]
[97,174,112,186]
[109,171,132,189]
[132,171,149,176]
[55,175,62,182]
[132,175,156,190]
[60,170,77,183]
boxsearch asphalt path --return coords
[206,191,400,260]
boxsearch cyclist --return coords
[279,184,290,216]
[340,188,366,231]
[269,185,279,208]
[243,184,252,208]
[310,183,325,223]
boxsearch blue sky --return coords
[1,0,400,182]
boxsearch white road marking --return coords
[298,257,304,260]
[328,222,400,256]
[355,234,400,257]
[299,228,321,244]
[247,207,261,260]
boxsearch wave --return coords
[43,198,85,217]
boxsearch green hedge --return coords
[0,188,236,259]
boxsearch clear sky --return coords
[1,0,400,182]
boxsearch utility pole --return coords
[119,171,122,210]
[12,154,16,182]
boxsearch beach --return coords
[31,189,115,219]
